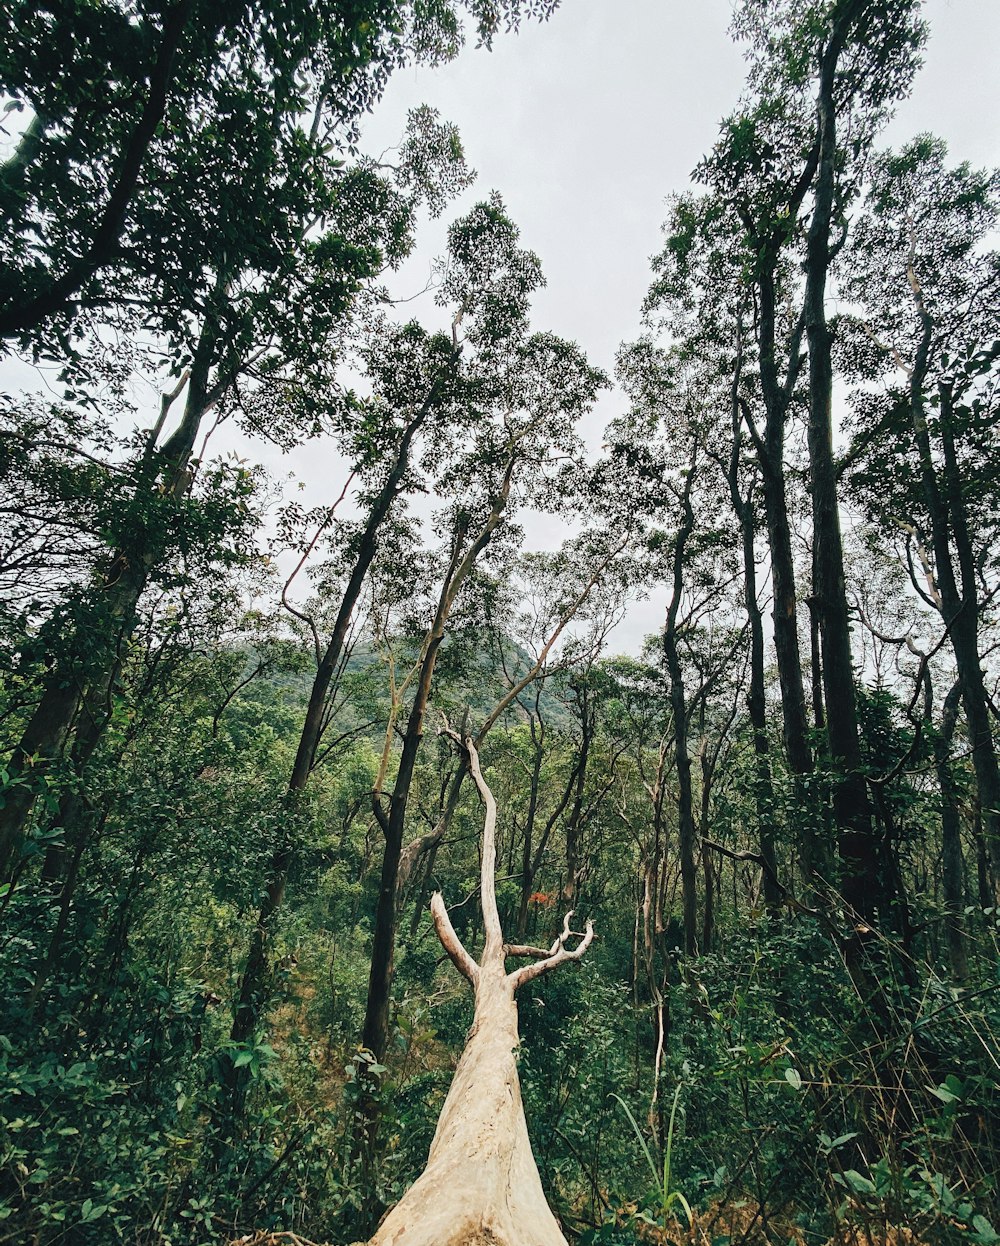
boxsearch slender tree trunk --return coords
[807,595,826,732]
[729,388,782,916]
[804,25,879,937]
[362,472,512,1062]
[409,842,439,940]
[973,810,993,910]
[938,381,1000,887]
[663,466,698,956]
[930,678,969,980]
[905,310,1000,893]
[752,268,826,886]
[228,396,442,1075]
[562,684,593,906]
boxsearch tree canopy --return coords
[1,2,999,1245]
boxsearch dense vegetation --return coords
[1,0,998,1243]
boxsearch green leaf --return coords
[972,1216,1000,1246]
[610,1093,660,1190]
[784,1067,802,1090]
[835,1170,876,1196]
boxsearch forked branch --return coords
[434,721,595,992]
[509,909,594,990]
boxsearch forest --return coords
[1,0,998,1243]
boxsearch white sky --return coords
[6,0,999,654]
[360,0,1000,382]
[338,0,1000,650]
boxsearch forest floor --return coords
[229,1202,931,1246]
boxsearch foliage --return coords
[2,2,1000,1245]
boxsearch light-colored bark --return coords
[368,732,593,1246]
[369,965,565,1246]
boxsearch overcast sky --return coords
[361,0,1000,364]
[334,0,999,649]
[7,1,999,653]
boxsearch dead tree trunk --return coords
[369,730,593,1246]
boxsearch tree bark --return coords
[663,461,698,956]
[937,381,1000,887]
[369,733,592,1246]
[804,15,879,937]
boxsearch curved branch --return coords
[509,909,594,991]
[430,891,478,986]
[442,726,504,960]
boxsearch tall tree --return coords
[0,108,473,883]
[842,136,1000,893]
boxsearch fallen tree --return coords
[368,728,594,1246]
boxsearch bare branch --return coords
[509,909,594,990]
[430,892,479,986]
[442,727,504,960]
[503,943,553,959]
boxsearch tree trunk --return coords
[729,386,782,916]
[363,470,512,1062]
[804,23,879,937]
[938,380,1000,888]
[663,463,697,957]
[930,678,968,980]
[752,267,826,887]
[516,712,545,936]
[369,965,566,1246]
[228,392,444,1081]
[369,731,592,1246]
[562,682,594,906]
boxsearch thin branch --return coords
[503,943,553,959]
[509,909,595,991]
[281,471,357,663]
[442,728,503,959]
